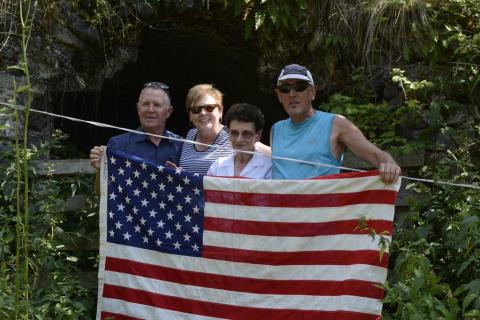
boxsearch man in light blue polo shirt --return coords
[271,64,401,183]
[89,82,183,170]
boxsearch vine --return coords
[8,0,37,318]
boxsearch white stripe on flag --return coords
[204,174,399,194]
[102,297,224,320]
[106,243,388,283]
[104,271,383,315]
[203,231,391,252]
[205,203,395,222]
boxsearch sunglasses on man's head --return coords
[277,81,310,94]
[190,104,219,114]
[143,81,170,93]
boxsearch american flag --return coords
[96,148,401,320]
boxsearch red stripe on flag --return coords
[205,189,397,207]
[101,311,142,320]
[311,170,380,180]
[202,247,389,267]
[102,284,381,320]
[205,217,393,236]
[105,256,385,299]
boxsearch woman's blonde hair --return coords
[185,84,223,113]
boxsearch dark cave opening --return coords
[52,21,280,156]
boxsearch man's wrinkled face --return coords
[275,80,316,122]
[136,88,172,133]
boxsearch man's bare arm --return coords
[333,115,401,183]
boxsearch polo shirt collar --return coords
[134,127,171,144]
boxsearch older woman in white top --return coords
[207,103,271,179]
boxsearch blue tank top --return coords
[271,110,343,179]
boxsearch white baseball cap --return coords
[277,64,314,86]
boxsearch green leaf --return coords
[71,183,78,197]
[233,0,244,16]
[429,100,443,127]
[2,231,14,243]
[462,215,479,226]
[268,3,278,24]
[7,65,24,73]
[66,256,78,262]
[254,11,265,30]
[462,293,479,314]
[466,280,480,294]
[15,85,31,94]
[244,15,255,39]
[296,0,307,9]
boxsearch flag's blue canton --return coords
[106,149,205,257]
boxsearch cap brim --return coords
[277,75,313,85]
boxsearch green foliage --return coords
[82,0,136,41]
[385,161,480,318]
[425,0,480,101]
[231,0,432,74]
[384,67,480,318]
[231,0,308,38]
[0,131,99,319]
[391,68,434,99]
[320,93,421,157]
[319,66,480,317]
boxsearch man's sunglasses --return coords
[143,81,170,94]
[190,104,219,114]
[277,82,310,94]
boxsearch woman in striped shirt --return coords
[178,84,233,175]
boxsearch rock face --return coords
[0,1,140,150]
[0,1,262,153]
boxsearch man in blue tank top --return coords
[271,64,401,183]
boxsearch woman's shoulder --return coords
[186,128,198,139]
[214,127,230,145]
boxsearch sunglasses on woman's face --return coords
[277,81,310,94]
[190,104,219,114]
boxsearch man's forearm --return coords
[95,170,100,195]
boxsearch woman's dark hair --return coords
[225,103,265,132]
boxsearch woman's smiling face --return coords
[189,93,223,134]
